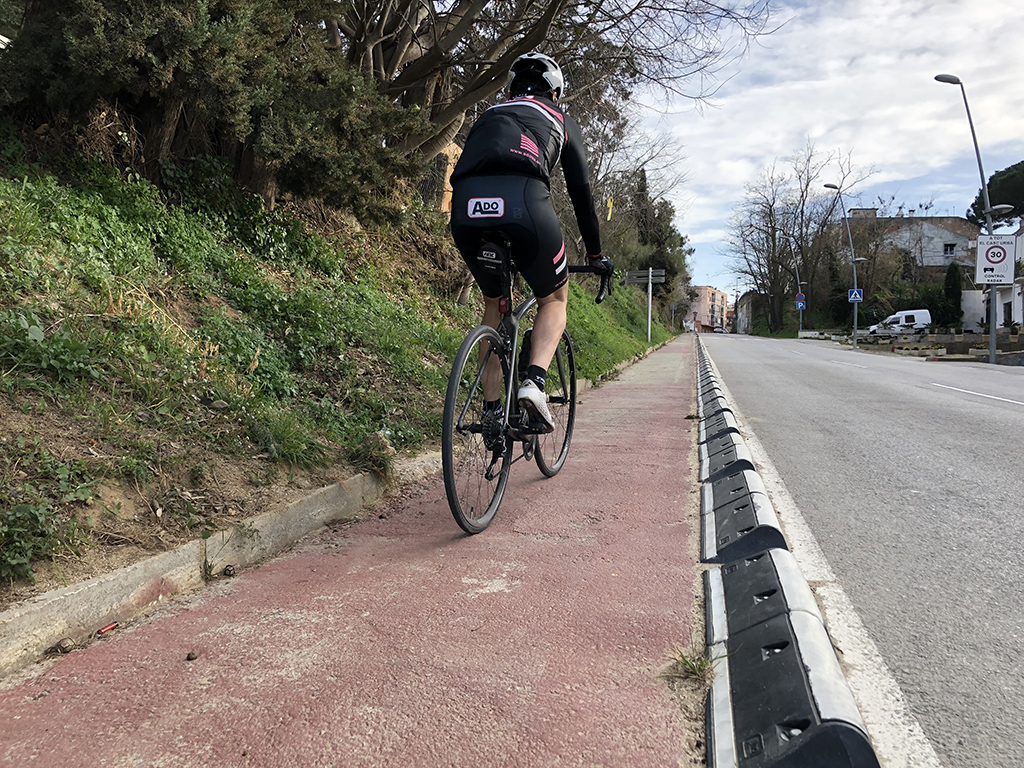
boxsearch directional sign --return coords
[796,300,806,310]
[622,268,666,285]
[624,269,666,279]
[795,292,805,302]
[975,235,1015,284]
[848,289,863,303]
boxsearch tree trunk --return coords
[143,93,183,177]
[413,115,465,164]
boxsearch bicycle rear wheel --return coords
[442,325,511,534]
[535,329,576,477]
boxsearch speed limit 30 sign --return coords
[975,235,1016,284]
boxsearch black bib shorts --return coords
[450,175,568,300]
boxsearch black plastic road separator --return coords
[697,376,723,397]
[704,594,879,768]
[705,612,880,768]
[700,468,786,563]
[698,393,731,420]
[696,339,880,768]
[700,386,726,408]
[703,549,821,646]
[703,554,878,768]
[700,433,749,463]
[699,434,756,484]
[699,409,740,444]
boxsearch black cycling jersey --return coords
[451,95,602,257]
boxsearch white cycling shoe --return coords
[517,380,554,433]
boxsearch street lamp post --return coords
[797,280,808,332]
[789,236,809,333]
[935,73,1005,363]
[825,184,866,348]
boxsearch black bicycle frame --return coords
[478,233,611,441]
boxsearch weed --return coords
[117,456,154,484]
[347,430,397,482]
[245,407,327,467]
[160,486,217,537]
[661,646,718,686]
[0,437,96,581]
[0,310,104,384]
[99,501,124,518]
[245,466,279,487]
[189,462,209,486]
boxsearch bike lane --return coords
[0,336,700,768]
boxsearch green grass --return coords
[749,312,800,338]
[0,436,97,582]
[0,136,673,579]
[568,280,672,381]
[661,646,717,686]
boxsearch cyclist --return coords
[449,51,613,432]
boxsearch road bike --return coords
[441,234,612,534]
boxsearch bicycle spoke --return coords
[535,330,576,477]
[442,326,511,533]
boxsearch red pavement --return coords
[0,336,700,768]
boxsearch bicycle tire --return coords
[442,325,512,534]
[535,329,576,477]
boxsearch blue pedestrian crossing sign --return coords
[796,301,806,310]
[848,289,863,303]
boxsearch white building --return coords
[848,208,979,269]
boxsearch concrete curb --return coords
[0,337,673,681]
[0,469,392,680]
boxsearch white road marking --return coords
[831,360,869,369]
[931,382,1024,407]
[705,355,943,768]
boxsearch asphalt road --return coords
[700,334,1024,768]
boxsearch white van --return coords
[868,309,932,335]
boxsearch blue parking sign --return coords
[796,300,806,310]
[848,289,863,303]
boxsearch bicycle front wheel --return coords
[442,325,511,534]
[535,329,576,477]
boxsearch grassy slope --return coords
[0,150,672,583]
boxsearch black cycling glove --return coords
[587,253,614,275]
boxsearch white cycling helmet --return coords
[510,52,565,99]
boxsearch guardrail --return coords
[695,339,880,768]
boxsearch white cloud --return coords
[654,0,1024,286]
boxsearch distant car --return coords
[868,309,932,336]
[713,327,726,333]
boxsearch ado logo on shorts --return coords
[468,198,504,218]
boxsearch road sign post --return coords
[976,236,1014,358]
[622,269,666,342]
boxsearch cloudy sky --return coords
[648,0,1024,293]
